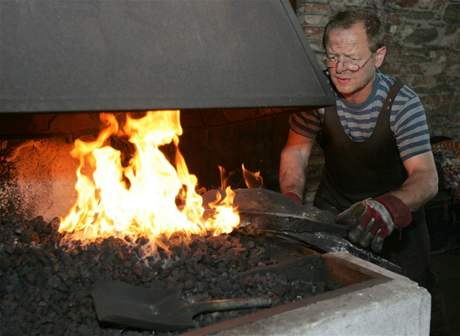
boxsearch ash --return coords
[0,209,340,336]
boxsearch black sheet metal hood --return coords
[0,0,334,113]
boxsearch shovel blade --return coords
[92,280,272,331]
[92,280,192,331]
[203,188,345,235]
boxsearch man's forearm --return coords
[387,152,439,211]
[279,166,305,199]
[279,130,314,201]
[279,145,311,199]
[390,169,438,211]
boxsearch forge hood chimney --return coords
[0,0,334,113]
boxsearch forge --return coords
[1,162,431,335]
[1,198,430,336]
[1,1,430,335]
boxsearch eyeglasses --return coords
[324,53,374,72]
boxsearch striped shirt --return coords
[290,71,432,161]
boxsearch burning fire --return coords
[242,163,263,189]
[59,111,240,255]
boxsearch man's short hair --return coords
[322,10,385,52]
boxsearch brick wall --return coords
[296,0,460,201]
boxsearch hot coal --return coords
[0,211,341,336]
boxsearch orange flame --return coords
[242,163,264,188]
[58,111,240,255]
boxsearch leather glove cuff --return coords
[374,194,412,229]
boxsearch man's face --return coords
[325,22,384,104]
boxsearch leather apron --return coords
[313,80,432,288]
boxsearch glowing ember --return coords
[59,111,240,255]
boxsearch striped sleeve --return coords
[289,108,322,138]
[391,87,432,161]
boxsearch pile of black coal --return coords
[1,208,341,336]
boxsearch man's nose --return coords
[335,60,346,73]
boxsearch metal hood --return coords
[0,0,334,113]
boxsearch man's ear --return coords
[374,46,387,68]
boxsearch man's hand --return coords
[279,130,313,206]
[336,194,412,253]
[283,191,302,205]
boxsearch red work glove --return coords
[336,194,412,253]
[283,191,302,205]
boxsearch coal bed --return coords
[0,208,341,335]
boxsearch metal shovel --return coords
[202,188,348,236]
[92,280,272,331]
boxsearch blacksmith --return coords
[279,9,438,294]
